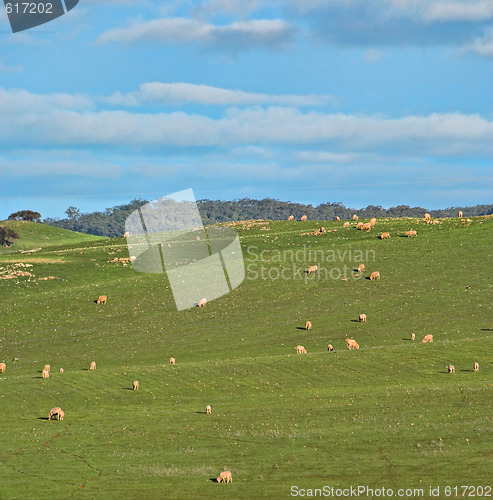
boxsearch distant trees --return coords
[8,210,41,222]
[43,198,493,238]
[0,226,19,246]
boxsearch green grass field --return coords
[0,217,492,499]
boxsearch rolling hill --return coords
[0,215,491,499]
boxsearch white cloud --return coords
[422,1,493,22]
[105,82,338,107]
[95,17,296,50]
[294,151,364,163]
[462,27,493,57]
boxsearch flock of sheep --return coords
[290,212,480,374]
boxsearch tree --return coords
[65,206,81,221]
[8,210,41,222]
[0,226,19,246]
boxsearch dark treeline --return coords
[42,198,493,238]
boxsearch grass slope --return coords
[0,216,492,499]
[0,221,103,254]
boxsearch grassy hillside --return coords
[0,216,492,499]
[0,220,103,254]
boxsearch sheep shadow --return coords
[80,368,89,371]
[296,327,307,330]
[480,328,493,331]
[209,478,220,483]
[196,411,208,414]
[37,417,50,420]
[460,369,474,372]
[33,375,45,379]
[122,387,133,390]
[350,319,361,323]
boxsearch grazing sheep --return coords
[424,213,431,220]
[170,357,176,365]
[379,232,391,239]
[405,230,417,237]
[133,380,139,390]
[447,365,455,373]
[345,339,360,350]
[359,314,367,322]
[421,334,433,343]
[48,407,64,420]
[90,361,96,370]
[320,227,325,233]
[96,295,107,304]
[353,215,358,221]
[217,471,232,483]
[356,222,363,229]
[42,369,50,379]
[295,345,307,354]
[336,216,340,221]
[288,215,294,220]
[411,333,415,341]
[358,264,365,272]
[370,218,377,226]
[307,265,318,274]
[305,321,312,331]
[458,211,463,218]
[370,271,380,280]
[44,364,50,372]
[473,362,479,372]
[206,405,212,414]
[198,298,207,308]
[0,363,5,373]
[327,344,333,352]
[59,368,64,374]
[343,221,350,227]
[123,232,130,237]
[301,215,307,221]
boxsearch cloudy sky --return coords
[0,0,492,219]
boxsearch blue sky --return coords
[0,0,492,219]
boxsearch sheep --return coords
[198,298,207,308]
[320,227,325,233]
[123,232,130,237]
[370,218,377,226]
[359,314,367,322]
[343,222,350,227]
[133,380,139,390]
[217,471,232,483]
[356,222,363,229]
[48,407,64,420]
[411,333,415,341]
[0,363,5,373]
[42,369,50,379]
[458,211,463,218]
[447,365,455,373]
[170,357,175,365]
[421,334,433,343]
[59,368,64,374]
[358,264,365,272]
[424,213,431,220]
[380,232,390,239]
[90,361,96,370]
[288,215,294,220]
[353,215,358,221]
[44,364,50,372]
[295,345,307,354]
[327,344,333,352]
[370,271,380,280]
[305,321,312,331]
[362,223,372,232]
[405,230,417,237]
[96,295,107,304]
[206,405,212,414]
[300,215,307,221]
[345,339,359,350]
[473,362,479,372]
[307,265,318,274]
[336,216,340,221]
